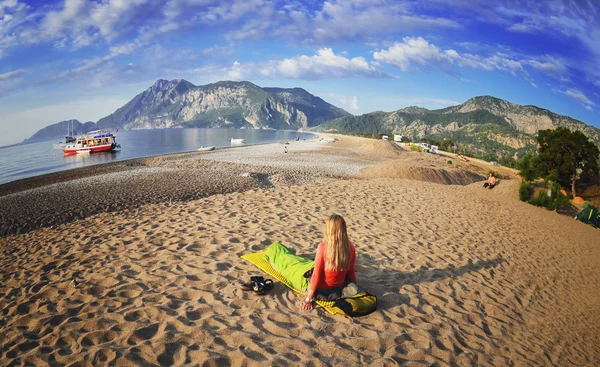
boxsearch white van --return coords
[419,142,430,151]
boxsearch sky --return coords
[0,0,599,146]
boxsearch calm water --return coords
[0,128,314,185]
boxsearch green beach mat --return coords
[240,250,340,315]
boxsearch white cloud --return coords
[0,68,24,95]
[40,0,151,44]
[525,56,567,77]
[496,2,600,86]
[373,37,458,72]
[224,48,386,80]
[557,88,595,110]
[373,37,529,78]
[330,93,359,113]
[561,89,594,104]
[395,97,460,109]
[222,0,461,43]
[283,0,460,43]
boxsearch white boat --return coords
[60,129,120,155]
[197,146,215,151]
[230,138,245,144]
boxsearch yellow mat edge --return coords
[240,251,339,315]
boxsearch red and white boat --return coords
[60,130,120,155]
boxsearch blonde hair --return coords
[324,214,351,271]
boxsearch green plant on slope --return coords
[528,182,571,210]
[519,181,533,201]
[536,127,600,198]
[517,153,538,182]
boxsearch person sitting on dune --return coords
[483,173,497,189]
[303,214,357,311]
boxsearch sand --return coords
[1,135,599,366]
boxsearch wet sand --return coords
[1,136,598,366]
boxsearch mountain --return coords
[22,119,96,144]
[314,96,600,159]
[96,79,350,130]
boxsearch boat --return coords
[197,146,215,151]
[59,129,120,155]
[230,138,245,144]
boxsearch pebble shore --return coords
[0,140,382,237]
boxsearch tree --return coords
[439,139,454,151]
[536,127,600,198]
[499,156,517,169]
[517,152,538,182]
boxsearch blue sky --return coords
[0,0,599,146]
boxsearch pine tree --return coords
[536,127,600,198]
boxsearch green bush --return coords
[517,152,538,182]
[410,145,423,152]
[550,182,571,210]
[528,182,571,210]
[519,181,533,201]
[529,189,551,208]
[447,160,452,165]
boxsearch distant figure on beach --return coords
[483,173,497,189]
[303,214,357,311]
[283,146,288,153]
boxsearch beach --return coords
[1,136,599,366]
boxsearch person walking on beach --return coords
[283,146,288,153]
[483,173,497,189]
[303,214,357,311]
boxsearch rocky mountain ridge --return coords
[96,79,349,130]
[23,119,96,144]
[314,95,600,159]
[21,80,350,144]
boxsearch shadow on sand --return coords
[358,257,504,311]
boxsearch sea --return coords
[0,128,315,185]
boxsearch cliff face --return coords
[314,95,600,158]
[96,80,350,130]
[448,96,599,139]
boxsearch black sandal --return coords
[240,276,264,291]
[253,279,274,295]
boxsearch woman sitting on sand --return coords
[302,214,357,311]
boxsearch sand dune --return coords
[1,136,599,366]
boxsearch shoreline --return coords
[0,129,319,189]
[0,137,381,237]
[0,136,320,197]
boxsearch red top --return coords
[309,241,356,292]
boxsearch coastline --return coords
[0,136,377,237]
[1,135,599,366]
